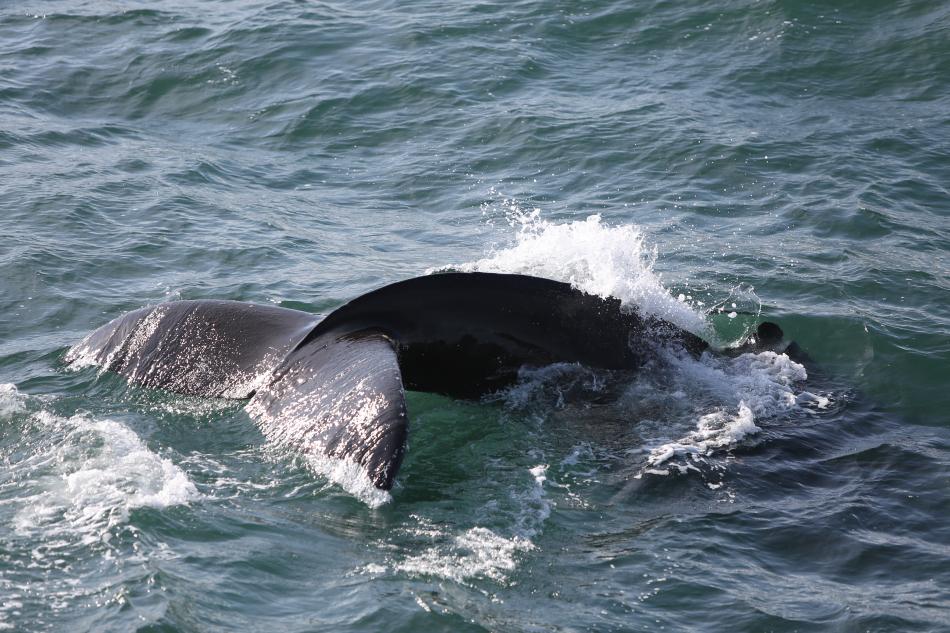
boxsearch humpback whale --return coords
[65,272,781,491]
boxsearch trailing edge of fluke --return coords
[64,272,786,491]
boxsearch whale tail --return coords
[65,272,711,491]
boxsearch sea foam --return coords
[0,383,26,417]
[9,402,198,542]
[393,462,549,584]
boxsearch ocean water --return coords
[1,1,948,631]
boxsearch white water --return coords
[396,525,535,584]
[446,200,824,480]
[1,386,198,543]
[441,195,708,336]
[303,453,392,508]
[391,462,550,584]
[39,206,824,593]
[0,382,26,417]
[385,201,828,585]
[0,385,199,630]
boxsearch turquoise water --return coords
[2,1,949,631]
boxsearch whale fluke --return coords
[247,330,407,490]
[65,300,319,398]
[66,272,714,491]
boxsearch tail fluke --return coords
[246,330,408,490]
[64,273,721,492]
[64,300,319,398]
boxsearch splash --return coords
[397,526,534,584]
[438,195,708,336]
[0,387,199,630]
[498,363,610,410]
[635,347,820,478]
[302,453,392,508]
[10,406,199,541]
[361,463,552,584]
[443,200,825,482]
[643,402,758,471]
[0,383,26,417]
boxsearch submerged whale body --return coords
[65,272,774,491]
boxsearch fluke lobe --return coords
[65,272,777,491]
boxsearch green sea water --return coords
[1,1,948,631]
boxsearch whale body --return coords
[66,272,719,490]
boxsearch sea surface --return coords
[1,1,948,631]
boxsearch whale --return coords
[64,272,783,490]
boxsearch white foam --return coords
[393,463,549,583]
[517,464,552,537]
[499,362,607,410]
[397,526,534,584]
[0,383,26,417]
[354,463,548,582]
[12,411,199,541]
[645,402,758,468]
[796,391,831,409]
[639,350,810,474]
